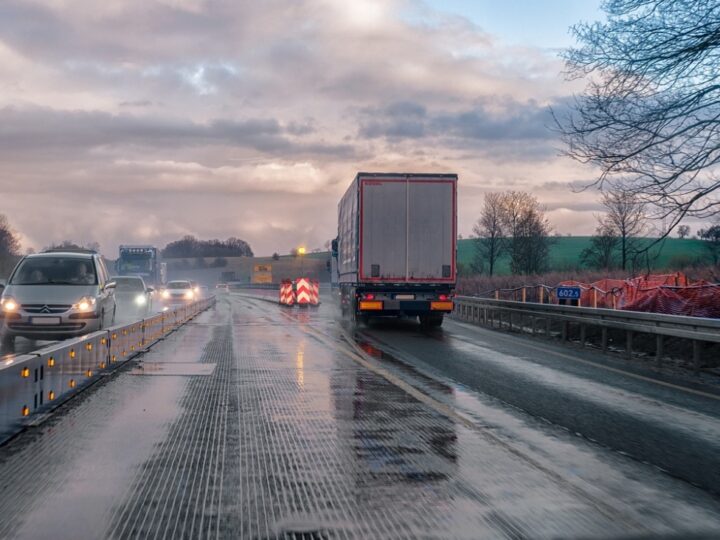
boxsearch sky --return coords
[0,0,607,257]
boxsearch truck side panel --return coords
[337,178,359,283]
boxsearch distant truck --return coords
[334,172,457,327]
[115,245,163,287]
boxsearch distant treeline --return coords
[161,235,253,258]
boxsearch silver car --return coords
[0,250,116,347]
[111,276,154,321]
[160,280,196,306]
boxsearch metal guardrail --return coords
[0,296,216,444]
[453,296,720,371]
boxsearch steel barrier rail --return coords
[0,296,216,444]
[453,296,720,371]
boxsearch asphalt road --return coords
[0,292,718,539]
[351,306,720,496]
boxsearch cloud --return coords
[0,106,355,159]
[0,0,593,255]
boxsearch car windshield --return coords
[10,257,98,285]
[167,281,191,289]
[112,277,145,292]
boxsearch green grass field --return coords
[457,237,708,275]
[248,237,709,278]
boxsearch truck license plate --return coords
[395,294,415,300]
[30,317,61,325]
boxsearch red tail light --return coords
[438,294,448,301]
[362,293,375,300]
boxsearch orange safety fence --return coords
[556,272,720,318]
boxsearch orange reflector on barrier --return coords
[359,301,383,311]
[430,301,454,311]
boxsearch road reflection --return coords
[331,339,459,507]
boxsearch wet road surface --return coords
[0,293,719,539]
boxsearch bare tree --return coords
[698,221,720,266]
[0,215,21,278]
[557,0,720,236]
[0,215,20,257]
[599,190,647,270]
[677,225,691,239]
[501,191,552,275]
[472,193,505,276]
[581,223,620,270]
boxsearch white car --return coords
[160,280,196,306]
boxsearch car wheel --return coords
[1,332,15,349]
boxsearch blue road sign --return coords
[556,286,581,300]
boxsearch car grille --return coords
[21,304,72,314]
[8,323,84,331]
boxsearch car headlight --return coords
[184,290,194,299]
[0,297,18,312]
[162,290,170,299]
[134,294,147,306]
[73,296,97,312]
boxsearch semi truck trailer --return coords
[334,172,457,327]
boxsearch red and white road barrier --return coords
[295,277,312,306]
[279,279,295,306]
[310,279,320,306]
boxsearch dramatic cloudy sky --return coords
[0,0,605,256]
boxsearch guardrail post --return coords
[656,335,663,367]
[508,311,513,332]
[593,288,598,309]
[522,287,526,303]
[626,331,633,359]
[601,327,608,351]
[693,341,702,373]
[539,286,544,304]
[495,290,499,301]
